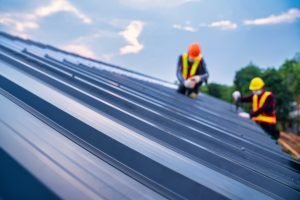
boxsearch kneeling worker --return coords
[176,43,209,99]
[233,77,280,141]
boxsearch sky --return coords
[0,0,299,85]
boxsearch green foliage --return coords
[200,84,209,93]
[206,83,223,99]
[262,68,293,129]
[233,64,262,112]
[200,83,235,103]
[278,60,300,98]
[277,60,300,130]
[234,63,262,95]
[222,85,236,103]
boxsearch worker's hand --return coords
[191,75,201,83]
[238,112,250,119]
[183,80,190,88]
[184,79,195,88]
[232,91,241,102]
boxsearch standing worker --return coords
[233,77,280,141]
[176,43,209,99]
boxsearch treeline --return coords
[201,54,300,131]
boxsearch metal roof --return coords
[0,32,299,200]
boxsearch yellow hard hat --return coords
[249,77,265,90]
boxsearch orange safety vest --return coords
[182,53,202,79]
[252,91,277,124]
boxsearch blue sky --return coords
[0,0,299,84]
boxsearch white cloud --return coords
[208,20,237,30]
[173,24,197,32]
[0,0,91,38]
[109,18,132,28]
[34,0,92,24]
[0,14,39,32]
[63,31,119,61]
[119,0,199,9]
[75,30,118,43]
[62,44,97,59]
[174,20,236,31]
[119,20,144,55]
[173,20,197,32]
[99,53,115,61]
[15,21,39,32]
[244,8,300,26]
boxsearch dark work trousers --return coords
[257,122,280,140]
[177,81,203,96]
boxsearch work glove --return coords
[190,75,201,83]
[232,91,241,102]
[238,112,250,119]
[184,79,195,89]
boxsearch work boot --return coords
[189,92,198,99]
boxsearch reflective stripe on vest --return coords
[252,91,277,124]
[182,53,202,79]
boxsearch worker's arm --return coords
[250,94,275,118]
[196,59,209,81]
[176,56,185,84]
[240,94,253,103]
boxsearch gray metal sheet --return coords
[0,93,166,200]
[0,55,276,200]
[0,31,299,200]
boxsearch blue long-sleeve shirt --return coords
[176,55,209,84]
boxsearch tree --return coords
[234,63,262,96]
[294,52,300,62]
[262,68,293,130]
[200,83,234,103]
[278,59,300,132]
[206,83,223,99]
[278,60,300,99]
[234,64,262,112]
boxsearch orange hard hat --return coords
[188,43,201,59]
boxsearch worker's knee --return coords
[272,129,280,140]
[191,82,202,93]
[259,123,280,140]
[189,92,198,99]
[177,84,186,94]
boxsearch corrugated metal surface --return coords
[0,32,299,200]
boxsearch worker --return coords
[233,77,280,141]
[176,43,209,99]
